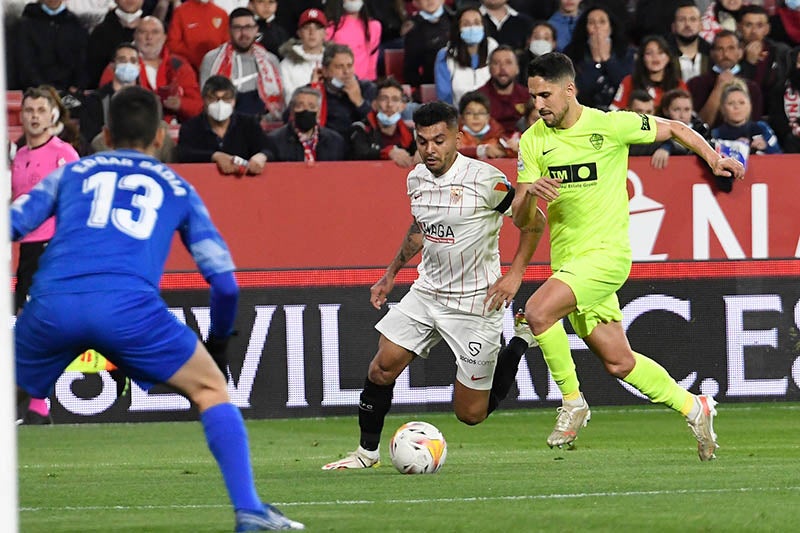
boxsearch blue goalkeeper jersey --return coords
[11,149,235,296]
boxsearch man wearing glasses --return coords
[201,7,285,122]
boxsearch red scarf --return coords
[210,42,284,118]
[293,123,320,163]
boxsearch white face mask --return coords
[115,7,142,25]
[529,39,553,56]
[207,100,234,121]
[330,76,345,89]
[343,0,363,14]
[115,62,140,83]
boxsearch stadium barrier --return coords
[12,155,800,422]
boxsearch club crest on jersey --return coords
[590,133,603,150]
[450,186,463,204]
[212,17,223,28]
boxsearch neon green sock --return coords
[534,320,579,397]
[623,352,693,413]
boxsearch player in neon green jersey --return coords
[513,52,745,461]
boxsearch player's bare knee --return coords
[455,407,487,426]
[366,361,395,386]
[524,306,550,335]
[604,359,634,378]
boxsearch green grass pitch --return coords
[19,402,800,532]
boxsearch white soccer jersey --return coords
[408,153,514,315]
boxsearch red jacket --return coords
[99,47,202,123]
[166,0,229,71]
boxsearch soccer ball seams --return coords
[389,421,447,474]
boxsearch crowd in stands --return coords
[5,0,800,172]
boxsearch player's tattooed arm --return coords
[396,219,424,265]
[370,219,424,309]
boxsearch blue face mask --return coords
[419,6,445,22]
[41,2,67,16]
[115,62,140,84]
[712,63,741,75]
[787,0,800,10]
[460,26,485,46]
[377,111,402,127]
[463,123,490,138]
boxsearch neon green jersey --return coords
[517,107,657,269]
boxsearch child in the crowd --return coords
[515,98,540,133]
[457,90,515,159]
[650,88,710,169]
[628,90,663,158]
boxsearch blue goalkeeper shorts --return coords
[15,290,199,398]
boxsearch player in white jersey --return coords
[323,102,546,470]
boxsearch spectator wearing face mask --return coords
[15,0,89,92]
[518,20,557,84]
[86,0,145,89]
[309,43,377,143]
[77,43,143,146]
[434,5,498,107]
[177,75,270,176]
[79,43,177,161]
[403,0,453,92]
[457,90,515,159]
[687,30,762,127]
[265,86,347,162]
[349,77,416,166]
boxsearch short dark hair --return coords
[712,29,740,48]
[531,20,557,43]
[322,43,354,67]
[490,44,517,63]
[202,75,237,98]
[528,51,575,82]
[629,89,653,105]
[413,101,459,130]
[376,76,404,96]
[739,5,768,19]
[22,86,57,108]
[229,7,255,24]
[113,42,138,57]
[108,86,161,149]
[458,90,490,115]
[660,88,692,113]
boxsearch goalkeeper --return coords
[11,86,302,531]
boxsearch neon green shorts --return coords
[551,250,631,338]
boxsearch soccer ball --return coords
[389,421,447,474]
